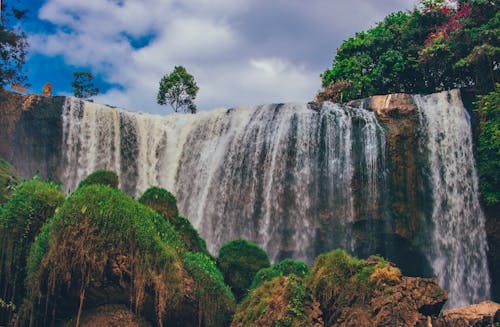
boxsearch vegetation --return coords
[71,71,99,99]
[232,275,317,327]
[0,158,17,204]
[217,239,270,301]
[308,249,401,325]
[139,187,209,255]
[0,2,28,89]
[78,170,119,189]
[319,0,499,102]
[23,184,187,326]
[183,252,235,327]
[0,180,64,322]
[476,84,500,206]
[250,258,310,289]
[157,66,199,113]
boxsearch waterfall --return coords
[415,90,490,307]
[61,98,386,262]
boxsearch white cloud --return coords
[30,0,418,113]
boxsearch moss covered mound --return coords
[217,239,270,301]
[78,170,119,189]
[23,184,187,326]
[251,258,310,289]
[139,187,208,255]
[0,179,64,322]
[231,275,323,327]
[0,158,17,205]
[183,252,235,327]
[308,249,446,326]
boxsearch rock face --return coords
[432,301,500,326]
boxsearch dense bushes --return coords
[0,158,17,205]
[0,180,64,322]
[139,187,209,255]
[476,85,500,206]
[250,258,310,289]
[78,170,119,189]
[217,239,270,301]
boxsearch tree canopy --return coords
[71,71,99,99]
[157,66,199,114]
[320,0,499,102]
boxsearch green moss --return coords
[217,238,270,301]
[183,252,235,327]
[0,179,64,314]
[251,259,310,289]
[24,184,187,326]
[475,85,500,206]
[0,158,18,205]
[232,275,314,327]
[78,170,119,189]
[139,187,209,255]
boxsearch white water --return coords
[415,90,490,307]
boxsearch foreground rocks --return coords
[432,301,500,327]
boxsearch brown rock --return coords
[432,301,500,327]
[61,304,151,327]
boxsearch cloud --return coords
[28,0,419,112]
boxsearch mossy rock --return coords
[308,249,400,325]
[0,179,64,323]
[231,275,323,327]
[251,258,310,289]
[0,158,18,205]
[139,187,208,255]
[78,170,119,189]
[217,239,270,301]
[139,186,178,220]
[23,184,187,327]
[183,252,235,327]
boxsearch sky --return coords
[15,0,419,114]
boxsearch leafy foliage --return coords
[0,2,28,89]
[231,275,316,327]
[139,187,209,255]
[23,185,187,326]
[320,0,499,102]
[71,71,99,99]
[217,239,270,301]
[157,66,199,113]
[0,179,64,321]
[0,157,17,204]
[183,252,235,327]
[78,170,119,189]
[250,258,310,289]
[475,84,500,206]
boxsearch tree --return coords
[0,2,28,89]
[71,71,99,99]
[157,66,198,113]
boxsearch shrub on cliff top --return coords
[23,184,187,326]
[217,239,270,301]
[0,158,18,205]
[139,187,208,255]
[78,170,119,189]
[0,179,64,321]
[250,258,310,289]
[183,252,235,327]
[231,275,322,327]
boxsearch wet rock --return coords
[432,301,500,327]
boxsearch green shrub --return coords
[232,275,316,327]
[0,179,64,316]
[78,170,119,189]
[475,84,500,206]
[23,185,186,326]
[139,187,209,255]
[217,239,270,301]
[0,158,17,205]
[183,252,235,327]
[251,259,310,289]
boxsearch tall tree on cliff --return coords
[157,66,199,114]
[0,1,28,89]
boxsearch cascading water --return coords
[60,90,490,307]
[415,90,490,307]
